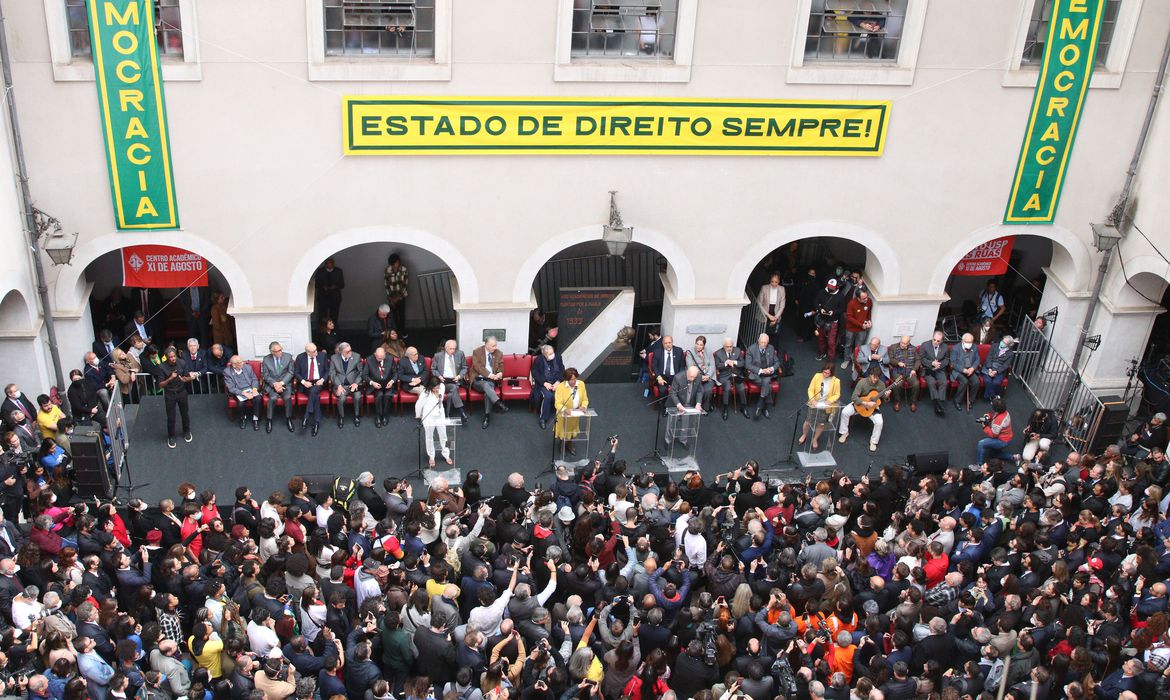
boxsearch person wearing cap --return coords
[980,335,1015,401]
[812,277,846,363]
[838,365,891,453]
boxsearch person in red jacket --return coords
[923,540,949,588]
[842,290,874,370]
[976,397,1013,464]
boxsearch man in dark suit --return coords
[745,333,779,419]
[366,304,395,353]
[651,335,685,416]
[531,344,564,431]
[668,366,704,448]
[0,513,25,559]
[178,287,211,345]
[314,257,345,323]
[329,342,364,429]
[1,385,35,431]
[919,330,951,416]
[0,558,23,625]
[364,347,396,428]
[981,336,1015,401]
[92,329,119,362]
[294,342,330,436]
[123,310,154,348]
[431,340,468,424]
[713,338,748,421]
[397,347,427,398]
[261,341,296,434]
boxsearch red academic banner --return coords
[952,237,1014,277]
[121,245,208,288]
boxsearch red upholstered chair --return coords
[500,354,534,402]
[397,356,432,415]
[647,352,666,402]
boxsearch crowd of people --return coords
[0,395,1163,700]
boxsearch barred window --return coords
[570,0,678,59]
[324,0,435,57]
[1021,0,1120,67]
[65,0,184,59]
[804,0,907,62]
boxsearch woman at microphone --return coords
[554,368,589,456]
[415,377,452,468]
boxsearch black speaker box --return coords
[908,451,949,475]
[1089,395,1128,454]
[72,426,114,499]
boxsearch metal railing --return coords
[415,270,457,328]
[738,284,766,349]
[130,371,224,402]
[1012,316,1105,453]
[533,249,664,314]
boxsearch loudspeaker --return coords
[72,426,115,499]
[1089,395,1129,454]
[297,473,338,501]
[908,451,949,475]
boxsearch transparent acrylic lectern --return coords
[422,417,463,484]
[663,406,703,473]
[797,401,841,470]
[554,408,597,469]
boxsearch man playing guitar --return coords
[837,365,900,453]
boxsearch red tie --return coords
[308,358,316,382]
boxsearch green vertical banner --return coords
[1004,0,1105,224]
[88,0,179,230]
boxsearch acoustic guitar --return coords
[854,375,906,418]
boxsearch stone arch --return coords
[725,220,903,299]
[287,225,480,307]
[54,233,255,310]
[511,224,697,304]
[1107,253,1170,307]
[0,279,33,331]
[927,223,1092,296]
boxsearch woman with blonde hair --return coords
[730,582,754,620]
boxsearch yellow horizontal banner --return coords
[343,97,890,156]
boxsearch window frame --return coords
[1003,0,1144,89]
[553,0,698,83]
[787,0,928,86]
[307,0,452,81]
[43,0,202,82]
[322,0,436,60]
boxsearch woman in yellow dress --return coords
[799,361,841,451]
[554,367,589,456]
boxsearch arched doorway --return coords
[304,242,456,357]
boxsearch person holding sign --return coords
[554,368,589,457]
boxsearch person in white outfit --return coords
[416,378,452,467]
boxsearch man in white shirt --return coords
[675,513,708,567]
[246,609,281,658]
[467,560,519,637]
[11,586,43,631]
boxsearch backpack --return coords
[332,477,356,508]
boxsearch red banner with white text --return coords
[952,237,1014,277]
[121,245,208,288]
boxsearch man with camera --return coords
[975,397,1014,465]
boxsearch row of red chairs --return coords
[226,354,537,420]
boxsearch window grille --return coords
[324,0,435,57]
[570,0,678,59]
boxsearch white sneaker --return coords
[869,443,878,452]
[183,432,193,443]
[167,438,176,449]
[841,360,850,369]
[838,434,847,444]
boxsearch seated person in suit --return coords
[981,335,1015,401]
[206,343,231,376]
[887,335,920,412]
[397,347,427,397]
[470,336,509,430]
[365,346,396,428]
[294,343,329,435]
[1125,412,1169,458]
[855,336,888,382]
[684,336,716,413]
[183,338,207,394]
[330,342,364,429]
[531,344,564,431]
[950,333,981,411]
[1,385,35,431]
[224,356,261,430]
[261,341,295,434]
[713,338,748,421]
[431,340,468,425]
[745,333,779,420]
[651,335,685,414]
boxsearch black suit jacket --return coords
[92,340,119,360]
[123,320,154,344]
[396,357,427,390]
[0,396,34,430]
[651,346,685,383]
[0,521,25,559]
[364,355,396,388]
[0,573,21,624]
[293,353,330,388]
